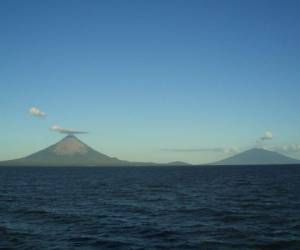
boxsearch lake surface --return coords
[0,165,300,249]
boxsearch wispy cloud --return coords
[28,107,46,117]
[267,144,300,154]
[256,131,273,146]
[163,147,239,154]
[51,125,87,134]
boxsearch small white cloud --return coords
[29,107,46,117]
[275,144,300,153]
[263,144,300,155]
[223,147,240,154]
[260,131,273,141]
[282,145,288,151]
[51,125,87,134]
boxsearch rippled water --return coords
[0,165,300,249]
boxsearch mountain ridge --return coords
[213,148,300,165]
[0,135,189,167]
[1,137,299,166]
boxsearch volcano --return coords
[213,148,300,165]
[0,135,134,166]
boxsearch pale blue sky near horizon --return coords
[1,0,300,163]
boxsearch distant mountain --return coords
[0,135,190,167]
[214,148,300,165]
[166,161,190,166]
[0,135,133,166]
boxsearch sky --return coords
[1,0,300,164]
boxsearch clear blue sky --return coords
[1,0,300,163]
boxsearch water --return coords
[0,165,300,250]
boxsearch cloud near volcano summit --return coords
[256,131,273,146]
[260,131,273,141]
[51,125,87,134]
